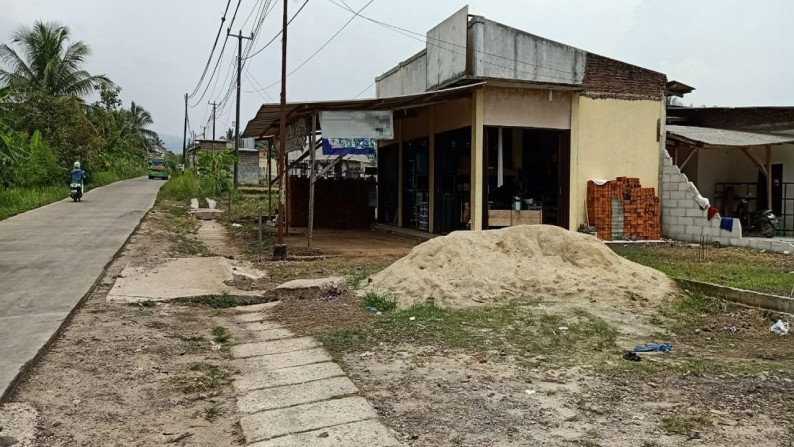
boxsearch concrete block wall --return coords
[661,151,794,254]
[661,151,742,244]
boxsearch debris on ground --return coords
[634,343,673,352]
[622,352,642,362]
[369,225,676,309]
[770,320,789,336]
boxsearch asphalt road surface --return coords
[0,177,162,401]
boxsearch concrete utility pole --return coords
[182,93,188,171]
[201,125,208,140]
[274,0,288,260]
[208,101,219,141]
[228,29,254,187]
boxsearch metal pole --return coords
[229,30,253,188]
[182,93,188,171]
[274,0,288,259]
[267,140,272,217]
[308,115,316,248]
[258,208,263,260]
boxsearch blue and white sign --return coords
[322,138,377,156]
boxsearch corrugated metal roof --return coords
[241,83,484,139]
[666,125,794,147]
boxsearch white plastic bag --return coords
[770,320,789,336]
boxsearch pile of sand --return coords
[369,225,677,309]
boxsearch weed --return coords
[642,441,662,447]
[167,205,188,217]
[212,326,231,343]
[347,270,370,289]
[180,334,205,342]
[176,292,261,309]
[582,441,602,447]
[677,291,722,315]
[203,406,220,421]
[660,413,712,435]
[363,290,397,312]
[178,363,231,394]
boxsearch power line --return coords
[246,0,374,93]
[353,80,376,99]
[243,0,310,61]
[188,0,232,99]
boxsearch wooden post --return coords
[470,89,485,230]
[286,147,290,235]
[308,114,317,248]
[766,144,773,211]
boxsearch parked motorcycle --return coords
[735,199,778,238]
[70,181,83,202]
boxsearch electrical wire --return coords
[243,0,311,61]
[246,0,374,93]
[188,0,232,99]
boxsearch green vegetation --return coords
[660,413,712,435]
[347,270,371,289]
[0,21,157,220]
[178,363,232,394]
[203,406,220,422]
[175,292,264,309]
[158,171,204,202]
[612,244,794,295]
[363,290,397,312]
[211,326,231,343]
[317,301,618,364]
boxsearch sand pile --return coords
[369,225,677,309]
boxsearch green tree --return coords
[196,149,236,196]
[0,21,111,97]
[0,86,29,166]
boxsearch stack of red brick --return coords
[586,177,660,241]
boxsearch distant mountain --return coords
[157,134,184,153]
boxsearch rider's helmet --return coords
[74,161,81,169]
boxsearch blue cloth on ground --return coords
[634,343,672,353]
[720,217,734,231]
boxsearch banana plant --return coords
[0,86,31,165]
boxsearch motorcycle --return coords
[70,181,83,202]
[735,199,778,238]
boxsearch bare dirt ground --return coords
[4,202,255,446]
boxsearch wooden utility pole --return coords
[182,93,188,170]
[208,101,219,141]
[766,145,773,212]
[228,29,254,187]
[308,114,317,248]
[274,0,288,259]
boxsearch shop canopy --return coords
[240,83,484,139]
[666,124,794,212]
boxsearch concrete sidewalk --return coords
[231,304,402,446]
[0,177,162,401]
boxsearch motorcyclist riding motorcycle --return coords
[70,161,85,202]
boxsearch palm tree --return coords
[128,102,158,149]
[0,21,111,97]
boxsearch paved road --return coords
[0,177,162,400]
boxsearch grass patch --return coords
[203,406,220,422]
[175,292,263,309]
[347,270,370,289]
[363,290,397,312]
[178,363,232,394]
[0,185,68,220]
[612,244,794,296]
[660,413,712,435]
[158,171,205,202]
[212,326,232,343]
[317,301,619,365]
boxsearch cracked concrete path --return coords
[231,304,402,446]
[0,177,161,401]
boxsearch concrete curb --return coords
[1,180,157,404]
[675,278,794,314]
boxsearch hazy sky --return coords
[2,0,792,148]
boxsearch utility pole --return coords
[201,125,208,140]
[228,29,253,187]
[208,101,219,141]
[182,93,188,171]
[274,0,288,259]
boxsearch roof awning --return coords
[242,83,484,139]
[666,125,794,148]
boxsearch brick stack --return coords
[587,177,660,241]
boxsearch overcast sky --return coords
[2,0,792,148]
